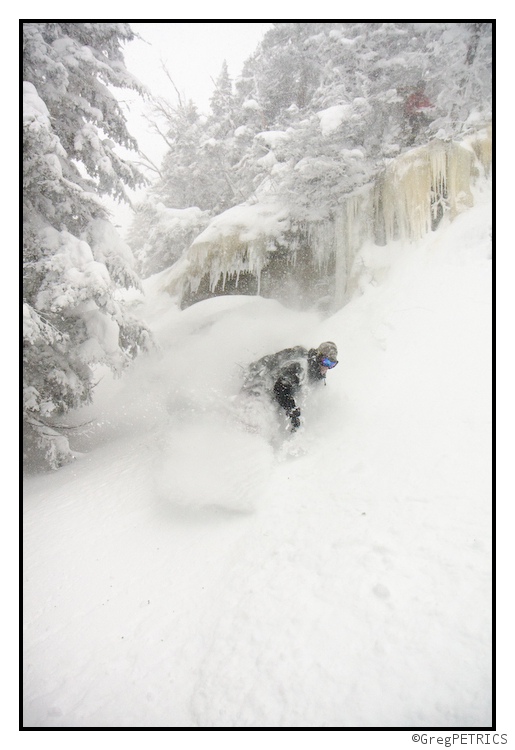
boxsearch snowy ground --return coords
[23,186,492,728]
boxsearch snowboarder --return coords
[404,81,434,143]
[242,341,338,433]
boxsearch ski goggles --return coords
[319,356,338,369]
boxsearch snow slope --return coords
[23,185,492,728]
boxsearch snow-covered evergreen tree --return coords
[23,22,152,471]
[238,22,492,213]
[127,202,209,279]
[127,22,492,302]
[209,60,233,121]
[131,61,251,278]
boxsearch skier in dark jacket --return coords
[242,341,338,432]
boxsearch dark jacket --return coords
[242,347,325,430]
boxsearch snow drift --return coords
[23,180,491,727]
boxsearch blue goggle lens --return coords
[320,356,337,368]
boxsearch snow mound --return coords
[154,415,273,513]
[23,186,491,728]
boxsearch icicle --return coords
[161,130,488,310]
[379,145,436,242]
[333,206,347,308]
[375,137,484,245]
[446,143,474,219]
[470,124,492,175]
[429,143,447,198]
[333,185,374,307]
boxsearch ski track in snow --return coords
[23,194,492,728]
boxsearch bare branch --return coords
[134,150,163,178]
[160,61,184,107]
[140,112,173,149]
[26,415,96,434]
[49,420,96,431]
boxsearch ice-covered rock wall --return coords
[161,201,290,302]
[333,127,491,306]
[160,127,491,311]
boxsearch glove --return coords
[290,408,301,432]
